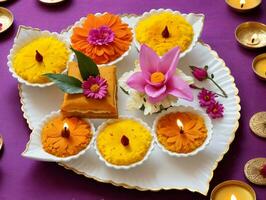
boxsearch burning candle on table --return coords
[226,0,261,12]
[0,7,14,33]
[235,22,266,49]
[210,180,256,200]
[252,53,266,80]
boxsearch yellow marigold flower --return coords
[135,12,194,56]
[12,37,69,84]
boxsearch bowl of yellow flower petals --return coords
[8,26,73,87]
[134,9,204,58]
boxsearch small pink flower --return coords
[88,25,114,45]
[126,45,193,104]
[206,102,224,119]
[198,89,217,107]
[190,66,208,81]
[82,76,108,99]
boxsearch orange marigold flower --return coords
[71,13,132,64]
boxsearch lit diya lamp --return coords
[235,22,266,49]
[210,180,256,200]
[41,113,94,158]
[153,106,213,157]
[0,7,14,34]
[226,0,261,12]
[252,54,266,81]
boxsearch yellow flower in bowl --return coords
[8,27,72,87]
[134,9,204,57]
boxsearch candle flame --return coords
[251,33,258,43]
[63,122,69,130]
[231,194,237,200]
[176,119,184,132]
[240,0,245,7]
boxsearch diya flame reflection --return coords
[231,194,237,200]
[240,0,246,8]
[61,122,70,138]
[176,119,184,134]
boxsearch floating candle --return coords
[226,0,261,12]
[252,53,266,80]
[210,180,256,200]
[41,115,92,157]
[235,22,266,49]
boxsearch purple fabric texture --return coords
[0,0,266,199]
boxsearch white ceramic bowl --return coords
[22,110,95,162]
[95,116,154,169]
[133,8,205,58]
[153,105,213,157]
[7,26,74,87]
[66,12,133,67]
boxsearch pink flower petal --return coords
[148,93,168,104]
[159,46,180,78]
[126,72,146,93]
[167,76,193,101]
[140,44,160,77]
[145,84,166,98]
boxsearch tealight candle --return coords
[252,53,266,80]
[211,180,256,200]
[226,0,261,12]
[39,0,66,4]
[235,22,266,49]
[0,7,14,34]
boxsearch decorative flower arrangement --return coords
[45,48,108,100]
[71,13,133,65]
[189,65,227,119]
[119,44,194,115]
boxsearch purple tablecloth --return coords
[0,0,266,199]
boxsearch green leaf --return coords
[71,47,100,80]
[44,73,83,94]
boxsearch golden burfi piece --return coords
[61,62,118,118]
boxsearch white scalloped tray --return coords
[19,15,240,195]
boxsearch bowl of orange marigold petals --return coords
[70,12,133,66]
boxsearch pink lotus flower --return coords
[82,75,108,99]
[190,66,208,81]
[126,45,193,104]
